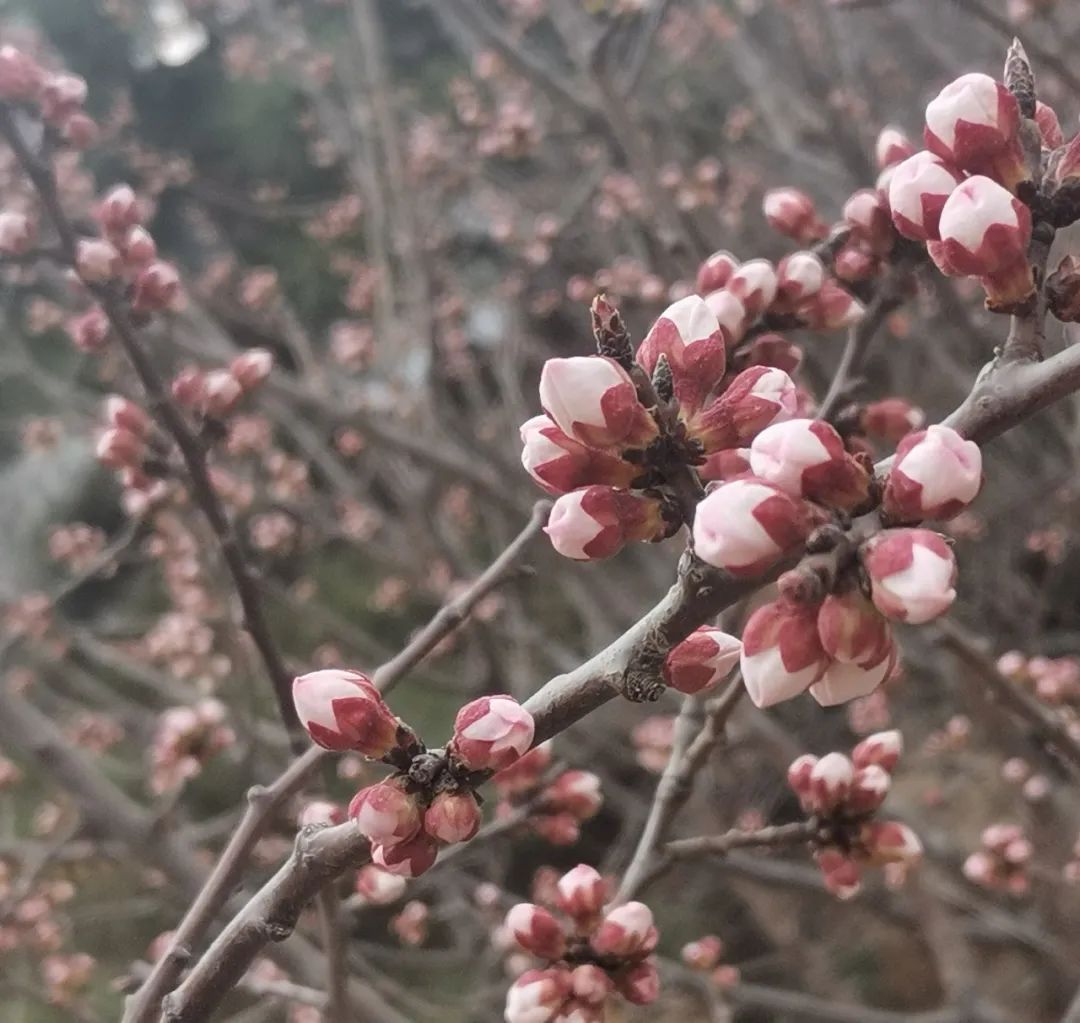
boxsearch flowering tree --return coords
[3,2,1080,1022]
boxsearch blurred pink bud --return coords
[861,398,924,442]
[531,812,580,846]
[887,151,965,241]
[423,790,481,844]
[787,754,818,807]
[171,366,207,409]
[851,730,903,773]
[545,486,665,561]
[539,356,657,451]
[105,396,150,437]
[95,427,144,470]
[493,743,553,796]
[693,478,813,578]
[371,833,438,877]
[740,599,829,708]
[617,959,660,1005]
[591,902,656,958]
[298,800,344,828]
[810,651,896,708]
[570,964,611,1005]
[0,210,34,254]
[505,903,566,959]
[726,259,778,320]
[962,850,996,887]
[807,752,854,812]
[203,370,243,417]
[451,695,535,771]
[739,333,804,375]
[796,280,865,330]
[636,295,727,413]
[555,864,606,922]
[875,126,916,170]
[833,244,878,284]
[0,46,43,100]
[39,73,86,121]
[762,187,828,243]
[96,185,141,237]
[843,189,894,256]
[817,848,862,899]
[292,669,401,755]
[696,250,739,295]
[348,779,422,845]
[816,591,892,667]
[123,226,157,266]
[681,935,724,970]
[1035,102,1063,150]
[504,968,571,1023]
[883,424,982,523]
[520,415,636,496]
[776,251,826,307]
[61,112,98,149]
[231,348,274,391]
[131,260,181,312]
[687,366,798,453]
[543,770,602,820]
[862,528,957,624]
[846,764,891,814]
[664,626,742,694]
[67,307,110,352]
[862,820,923,867]
[354,864,407,904]
[75,238,121,282]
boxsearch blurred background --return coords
[1,0,1080,1020]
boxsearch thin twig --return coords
[315,887,349,1023]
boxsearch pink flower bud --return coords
[817,848,862,900]
[862,528,957,625]
[505,903,566,959]
[75,238,121,283]
[543,770,602,820]
[775,251,826,307]
[809,650,896,708]
[875,126,916,170]
[371,833,438,877]
[39,72,86,123]
[861,820,923,867]
[681,935,724,971]
[451,695,535,771]
[843,189,894,256]
[0,211,34,254]
[846,764,891,815]
[617,960,660,1005]
[0,46,43,101]
[230,348,274,391]
[762,187,827,243]
[924,73,1025,188]
[1056,133,1080,187]
[663,626,742,694]
[883,424,982,523]
[493,743,553,796]
[695,250,739,295]
[726,259,778,320]
[544,487,665,561]
[693,478,813,577]
[833,243,879,284]
[749,418,870,511]
[203,370,243,417]
[504,968,571,1023]
[62,112,99,149]
[122,226,157,266]
[520,416,637,496]
[703,288,750,346]
[67,306,110,352]
[95,185,141,238]
[636,295,727,413]
[698,448,751,483]
[687,367,798,454]
[570,964,612,1005]
[816,591,892,667]
[95,427,145,470]
[591,902,656,958]
[555,864,606,922]
[740,600,829,708]
[355,864,407,905]
[291,668,401,755]
[170,366,207,409]
[1035,102,1063,150]
[861,399,924,442]
[105,396,150,438]
[348,779,422,845]
[851,730,903,773]
[808,752,855,812]
[796,280,865,330]
[887,151,965,242]
[131,260,181,312]
[539,356,657,452]
[423,790,481,844]
[298,800,345,828]
[738,333,804,375]
[531,812,580,846]
[787,753,818,807]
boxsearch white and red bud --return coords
[298,800,345,828]
[61,111,99,149]
[202,370,243,418]
[739,599,829,708]
[749,418,871,511]
[423,790,481,844]
[230,348,274,391]
[348,779,422,846]
[796,280,866,330]
[131,260,181,312]
[371,833,438,878]
[887,151,964,242]
[570,964,612,1005]
[695,250,739,295]
[663,626,742,695]
[505,903,566,960]
[539,356,657,451]
[738,333,804,375]
[843,189,894,256]
[703,288,750,346]
[861,398,924,442]
[544,486,665,561]
[95,185,141,238]
[809,650,896,708]
[861,820,923,868]
[787,753,819,808]
[636,295,727,412]
[875,126,916,170]
[531,812,580,846]
[861,528,957,624]
[681,935,724,971]
[762,187,828,243]
[493,743,553,796]
[833,244,879,284]
[816,848,862,900]
[75,238,121,283]
[96,427,145,470]
[520,416,636,496]
[39,73,86,123]
[883,424,982,523]
[692,477,813,577]
[451,695,535,772]
[852,730,903,773]
[122,226,157,266]
[816,590,892,668]
[846,764,892,815]
[697,448,751,483]
[1035,102,1063,151]
[617,960,660,1005]
[105,396,150,438]
[726,259,778,320]
[67,306,111,353]
[808,752,855,812]
[0,46,43,101]
[543,770,602,820]
[0,210,35,254]
[291,668,402,755]
[775,251,826,307]
[504,968,571,1023]
[687,366,798,453]
[555,865,606,922]
[590,902,656,958]
[354,864,408,905]
[1056,134,1080,187]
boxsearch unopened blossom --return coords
[883,424,982,523]
[844,189,894,256]
[861,398,924,442]
[663,625,742,694]
[354,864,408,905]
[131,260,181,312]
[105,396,150,437]
[797,280,865,330]
[123,226,157,266]
[687,366,798,452]
[505,903,567,959]
[230,348,274,390]
[371,833,439,878]
[726,259,778,320]
[1053,133,1080,187]
[423,790,481,844]
[68,305,110,352]
[740,599,829,708]
[504,968,570,1023]
[703,287,750,345]
[542,770,603,820]
[811,590,897,706]
[964,823,1032,893]
[571,964,612,1005]
[590,902,657,958]
[695,249,739,295]
[39,73,87,122]
[544,487,666,561]
[348,779,422,846]
[618,960,660,1005]
[555,864,607,922]
[451,694,535,771]
[775,251,826,307]
[95,184,141,238]
[519,416,637,495]
[202,370,244,418]
[816,848,863,900]
[493,743,554,796]
[861,820,923,868]
[861,528,957,624]
[875,125,916,169]
[698,447,751,483]
[291,668,404,755]
[96,427,145,470]
[538,356,657,451]
[1035,101,1063,150]
[0,210,34,254]
[845,764,892,815]
[762,187,828,243]
[693,477,814,577]
[75,238,121,282]
[852,730,904,772]
[635,295,726,411]
[888,152,965,242]
[0,46,43,100]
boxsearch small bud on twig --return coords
[591,293,633,368]
[1004,38,1036,119]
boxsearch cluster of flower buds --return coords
[503,865,659,1022]
[354,863,408,906]
[787,732,922,898]
[149,698,235,795]
[169,348,274,422]
[0,45,97,147]
[996,649,1080,714]
[963,823,1033,894]
[681,933,740,991]
[294,673,535,877]
[491,743,604,845]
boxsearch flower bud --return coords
[635,295,726,413]
[861,528,957,624]
[570,964,612,1005]
[861,398,924,442]
[230,348,274,391]
[493,743,553,796]
[843,189,894,256]
[833,243,879,284]
[504,968,571,1023]
[775,251,826,307]
[1046,255,1080,323]
[796,280,865,331]
[736,333,804,375]
[687,367,797,453]
[0,210,34,254]
[292,668,401,755]
[544,487,666,561]
[62,111,99,149]
[67,306,111,352]
[543,770,602,820]
[505,903,566,959]
[726,259,778,320]
[131,260,181,312]
[617,960,660,1005]
[171,366,207,408]
[851,730,903,773]
[809,650,896,708]
[75,238,121,283]
[1053,132,1080,187]
[371,833,438,877]
[202,370,243,418]
[740,599,829,708]
[355,864,407,905]
[703,288,750,346]
[555,864,606,922]
[531,812,580,846]
[298,801,345,828]
[105,396,150,438]
[883,424,982,523]
[875,126,916,170]
[423,790,481,844]
[590,902,656,958]
[0,46,43,101]
[681,935,724,971]
[861,820,923,868]
[816,848,862,900]
[348,779,422,845]
[762,187,827,243]
[520,416,636,495]
[924,73,1025,188]
[695,250,739,295]
[787,753,818,807]
[539,356,657,451]
[39,73,86,123]
[122,226,157,266]
[808,752,855,812]
[663,626,742,695]
[749,418,870,510]
[95,185,141,238]
[451,695,535,772]
[698,448,751,483]
[1035,102,1063,150]
[816,590,892,667]
[846,764,891,815]
[693,478,813,577]
[96,427,145,470]
[887,151,964,241]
